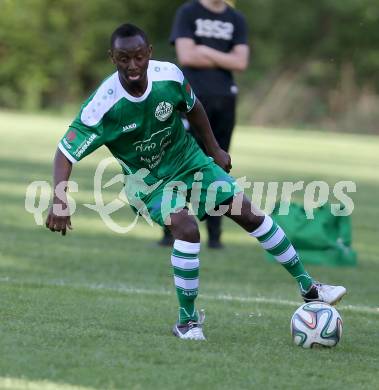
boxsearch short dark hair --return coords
[110,23,149,48]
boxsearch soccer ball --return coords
[291,302,343,348]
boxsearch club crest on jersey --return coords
[155,101,173,122]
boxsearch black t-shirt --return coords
[170,0,248,97]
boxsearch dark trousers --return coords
[191,94,236,242]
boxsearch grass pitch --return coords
[0,110,378,390]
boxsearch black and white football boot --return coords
[172,309,206,341]
[302,283,347,305]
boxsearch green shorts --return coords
[136,161,240,226]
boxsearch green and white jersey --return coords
[58,60,211,186]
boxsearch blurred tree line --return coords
[0,0,378,132]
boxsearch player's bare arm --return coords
[186,100,232,172]
[197,44,249,72]
[45,149,73,236]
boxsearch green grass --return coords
[0,110,378,390]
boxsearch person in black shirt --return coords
[159,0,249,248]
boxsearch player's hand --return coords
[45,199,73,236]
[212,148,232,173]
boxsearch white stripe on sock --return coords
[249,215,273,238]
[275,246,297,263]
[174,240,200,254]
[261,227,286,250]
[171,256,199,270]
[174,275,199,290]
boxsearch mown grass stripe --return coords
[0,377,95,390]
[1,277,378,315]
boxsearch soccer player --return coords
[45,24,346,341]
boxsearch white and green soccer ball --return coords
[291,302,343,348]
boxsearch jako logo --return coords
[155,102,173,122]
[122,123,137,132]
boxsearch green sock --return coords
[250,216,313,293]
[281,257,313,293]
[171,240,200,324]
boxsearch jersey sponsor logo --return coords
[155,101,173,122]
[74,133,97,158]
[133,127,173,169]
[133,127,170,152]
[194,18,234,40]
[122,123,137,132]
[135,142,157,153]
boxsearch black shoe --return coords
[208,239,224,249]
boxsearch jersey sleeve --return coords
[58,103,106,164]
[180,77,197,112]
[169,4,195,44]
[232,11,248,46]
[173,65,197,113]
